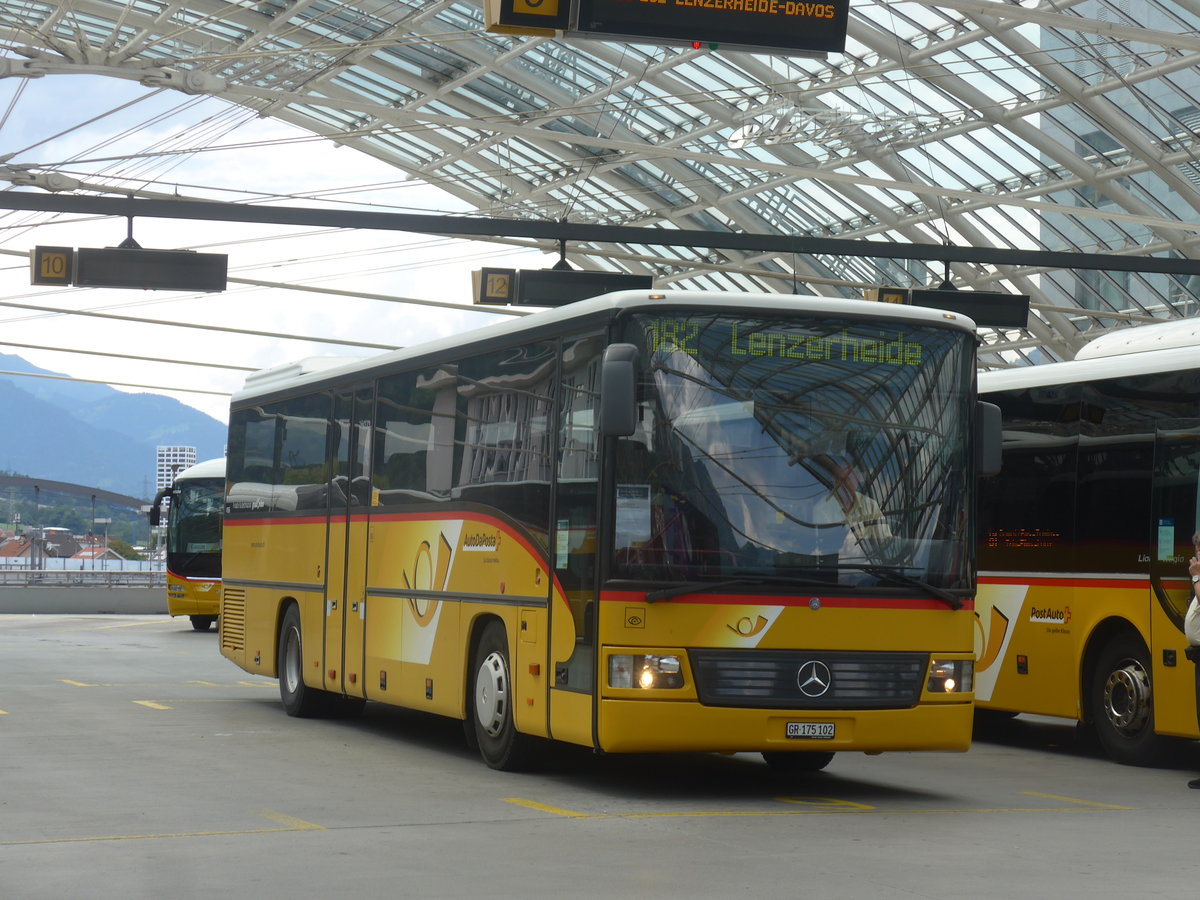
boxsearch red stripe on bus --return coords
[600,589,972,611]
[978,574,1153,590]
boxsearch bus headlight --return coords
[608,654,684,690]
[928,658,973,693]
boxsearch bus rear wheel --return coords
[278,605,330,718]
[190,615,215,631]
[470,621,537,770]
[1088,632,1170,765]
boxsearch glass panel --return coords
[611,312,973,590]
[454,341,557,551]
[978,383,1080,573]
[165,476,222,578]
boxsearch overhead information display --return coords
[572,0,850,54]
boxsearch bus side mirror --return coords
[599,343,639,437]
[148,487,170,527]
[976,401,1002,477]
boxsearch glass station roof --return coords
[2,0,1200,369]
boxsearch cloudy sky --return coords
[0,72,554,422]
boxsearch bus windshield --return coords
[611,312,973,591]
[166,476,223,580]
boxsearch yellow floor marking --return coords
[59,680,99,687]
[0,811,324,847]
[776,797,875,810]
[133,700,172,710]
[254,810,325,831]
[188,681,220,686]
[0,709,7,715]
[506,795,1137,819]
[1020,791,1133,810]
[504,798,596,818]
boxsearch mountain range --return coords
[0,354,228,500]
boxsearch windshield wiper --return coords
[645,574,833,604]
[840,565,964,610]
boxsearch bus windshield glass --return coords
[611,312,973,591]
[166,476,223,579]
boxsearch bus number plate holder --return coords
[786,722,835,740]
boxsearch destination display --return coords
[644,316,929,368]
[573,0,850,54]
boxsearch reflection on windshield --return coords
[612,314,971,591]
[168,479,223,573]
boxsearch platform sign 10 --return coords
[30,246,74,286]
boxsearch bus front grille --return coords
[689,649,927,709]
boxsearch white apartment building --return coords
[155,446,197,492]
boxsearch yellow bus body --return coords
[166,571,222,620]
[222,509,974,755]
[975,575,1199,740]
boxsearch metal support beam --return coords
[3,191,1200,276]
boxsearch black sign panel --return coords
[74,248,228,292]
[515,269,652,306]
[909,289,1030,328]
[573,0,850,54]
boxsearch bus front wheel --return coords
[190,615,215,631]
[1088,632,1170,765]
[470,621,536,770]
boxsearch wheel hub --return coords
[283,629,302,695]
[475,650,510,737]
[1103,661,1152,734]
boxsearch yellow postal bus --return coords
[150,457,224,631]
[220,291,994,770]
[977,320,1200,764]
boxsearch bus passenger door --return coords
[1150,420,1200,737]
[549,334,604,747]
[325,385,373,698]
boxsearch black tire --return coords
[1088,631,1172,765]
[189,615,215,632]
[761,751,835,773]
[469,620,537,770]
[277,605,331,718]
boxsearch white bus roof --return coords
[981,319,1200,394]
[233,290,979,404]
[175,457,226,481]
[1075,318,1200,359]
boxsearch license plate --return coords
[786,722,835,740]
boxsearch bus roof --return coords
[980,322,1200,394]
[175,457,226,481]
[1074,317,1200,360]
[233,290,980,405]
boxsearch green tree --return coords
[106,537,144,561]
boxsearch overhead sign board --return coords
[514,269,652,307]
[909,289,1030,328]
[31,245,228,291]
[73,247,228,292]
[868,287,1030,328]
[572,0,850,55]
[474,267,653,307]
